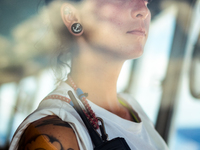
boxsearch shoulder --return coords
[18,115,79,150]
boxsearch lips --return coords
[127,29,146,36]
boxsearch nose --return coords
[130,0,149,20]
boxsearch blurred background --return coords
[0,0,200,149]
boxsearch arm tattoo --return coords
[25,134,64,150]
[18,115,75,150]
[35,115,72,128]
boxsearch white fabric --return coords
[9,82,169,150]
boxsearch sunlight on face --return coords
[79,0,151,60]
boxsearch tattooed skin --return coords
[35,117,72,128]
[24,134,63,150]
[18,115,78,150]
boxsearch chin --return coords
[120,44,145,60]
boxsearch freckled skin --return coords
[79,0,151,60]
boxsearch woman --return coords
[9,0,169,149]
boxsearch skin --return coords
[18,0,151,149]
[78,0,150,60]
[66,0,151,118]
[18,115,79,150]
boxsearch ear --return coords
[60,3,83,36]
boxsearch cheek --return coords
[93,3,126,27]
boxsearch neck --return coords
[68,45,126,114]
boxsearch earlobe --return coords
[60,3,83,36]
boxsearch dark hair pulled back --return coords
[44,0,82,82]
[45,0,81,5]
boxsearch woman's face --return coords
[79,0,151,60]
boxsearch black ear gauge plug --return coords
[71,23,83,34]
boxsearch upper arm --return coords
[18,115,80,150]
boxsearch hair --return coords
[44,0,82,82]
[45,0,81,5]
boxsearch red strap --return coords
[43,95,71,104]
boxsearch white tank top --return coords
[9,82,169,150]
